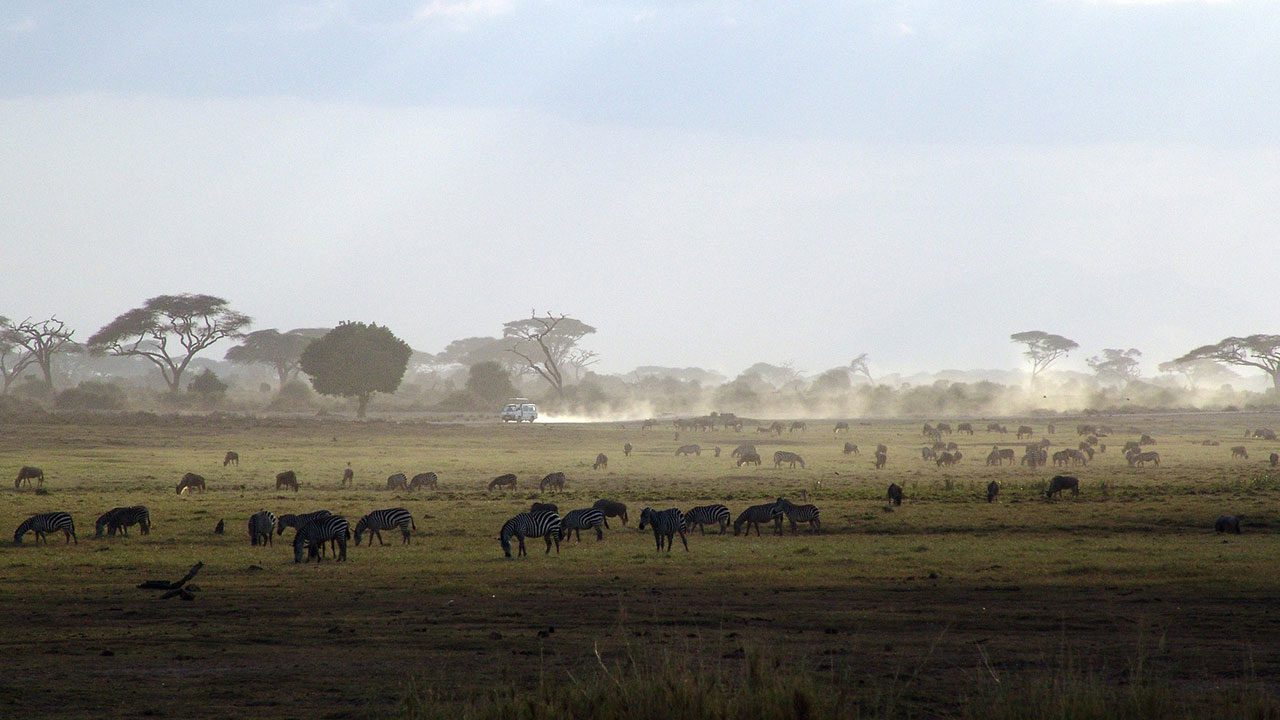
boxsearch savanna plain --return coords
[3,413,1280,719]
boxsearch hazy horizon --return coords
[4,2,1278,379]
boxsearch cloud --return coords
[4,14,37,35]
[415,0,514,27]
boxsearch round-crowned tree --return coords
[465,361,517,408]
[299,321,411,419]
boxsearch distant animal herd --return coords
[10,417,1273,554]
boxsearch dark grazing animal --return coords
[293,515,349,563]
[922,447,937,461]
[530,502,559,514]
[95,506,150,538]
[957,422,974,435]
[593,453,608,470]
[562,508,608,541]
[499,511,562,558]
[176,472,205,495]
[223,451,239,467]
[986,481,1000,503]
[1215,515,1242,534]
[1270,453,1279,468]
[592,499,628,526]
[683,504,731,534]
[247,511,276,546]
[843,442,859,455]
[736,452,761,467]
[922,423,935,436]
[936,423,952,435]
[731,443,756,458]
[341,465,354,486]
[14,465,44,489]
[834,421,849,433]
[14,512,77,544]
[775,497,820,533]
[676,444,702,457]
[1253,428,1277,441]
[488,473,517,491]
[887,483,903,506]
[539,472,566,492]
[1016,425,1034,439]
[639,507,688,552]
[354,508,415,545]
[935,451,960,467]
[734,503,783,536]
[769,421,784,436]
[409,472,438,491]
[275,470,300,492]
[1139,434,1156,446]
[1052,450,1071,467]
[386,472,408,491]
[623,442,632,457]
[1045,475,1080,498]
[1231,446,1249,460]
[277,510,333,536]
[773,451,805,469]
[789,421,807,433]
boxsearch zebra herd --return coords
[13,505,151,544]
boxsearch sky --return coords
[2,1,1278,379]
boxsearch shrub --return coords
[54,381,126,411]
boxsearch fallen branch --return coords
[137,561,204,593]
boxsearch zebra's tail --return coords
[410,516,417,530]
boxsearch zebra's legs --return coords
[594,526,603,541]
[678,531,688,552]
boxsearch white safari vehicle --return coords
[500,399,538,423]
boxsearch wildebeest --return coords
[488,473,517,491]
[957,422,974,435]
[1271,452,1279,468]
[176,472,205,495]
[843,442,859,455]
[936,423,952,435]
[773,451,805,469]
[1123,440,1142,454]
[1232,446,1249,460]
[592,453,608,470]
[539,472,566,492]
[1077,424,1096,436]
[386,472,408,491]
[789,421,807,433]
[14,466,44,489]
[1253,428,1277,441]
[676,444,702,457]
[834,421,849,433]
[736,452,762,467]
[987,422,1002,433]
[593,498,628,526]
[223,451,239,467]
[1016,425,1034,439]
[886,482,903,506]
[986,481,1000,503]
[530,502,558,514]
[1215,515,1242,534]
[875,450,887,470]
[409,472,438,491]
[341,464,354,486]
[275,470,299,492]
[623,442,632,457]
[1045,475,1079,498]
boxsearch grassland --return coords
[2,412,1280,719]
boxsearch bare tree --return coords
[849,353,873,383]
[1010,331,1079,386]
[502,312,597,398]
[1174,335,1280,391]
[88,294,252,393]
[3,317,78,389]
[1087,348,1142,387]
[0,317,36,394]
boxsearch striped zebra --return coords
[14,512,77,544]
[561,508,608,541]
[354,508,416,546]
[293,515,350,563]
[638,507,688,552]
[775,497,820,534]
[682,504,731,534]
[247,510,277,546]
[277,510,336,556]
[499,511,563,558]
[733,502,783,536]
[95,506,151,538]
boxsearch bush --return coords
[54,381,126,411]
[436,389,482,412]
[187,368,228,400]
[268,380,317,412]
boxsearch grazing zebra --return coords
[354,508,416,546]
[341,464,354,487]
[775,497,820,533]
[531,502,558,514]
[789,421,807,433]
[248,510,277,546]
[562,508,608,541]
[1134,451,1160,467]
[386,472,408,491]
[95,506,151,538]
[593,454,609,470]
[275,470,300,492]
[1045,475,1080,499]
[773,451,805,469]
[623,442,632,457]
[488,473,517,491]
[736,452,761,467]
[676,444,701,457]
[409,472,438,491]
[987,481,1000,503]
[887,483,903,506]
[683,504,731,534]
[593,499,628,526]
[14,465,44,489]
[293,515,350,563]
[639,507,688,552]
[1215,515,1242,534]
[957,423,974,435]
[539,472,566,492]
[14,512,76,544]
[176,473,205,495]
[843,442,859,455]
[498,511,563,558]
[733,503,783,536]
[223,451,239,467]
[278,510,337,555]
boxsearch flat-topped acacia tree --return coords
[299,321,411,419]
[1010,331,1078,387]
[1174,335,1280,391]
[88,294,251,393]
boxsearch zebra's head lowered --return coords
[637,507,655,530]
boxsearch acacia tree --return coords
[502,313,597,398]
[1087,348,1142,387]
[299,321,411,418]
[88,294,251,393]
[1174,335,1280,391]
[3,317,78,389]
[850,353,873,383]
[465,361,517,406]
[225,328,321,389]
[1157,357,1237,390]
[1010,331,1079,386]
[0,317,36,394]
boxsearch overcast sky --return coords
[2,1,1278,379]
